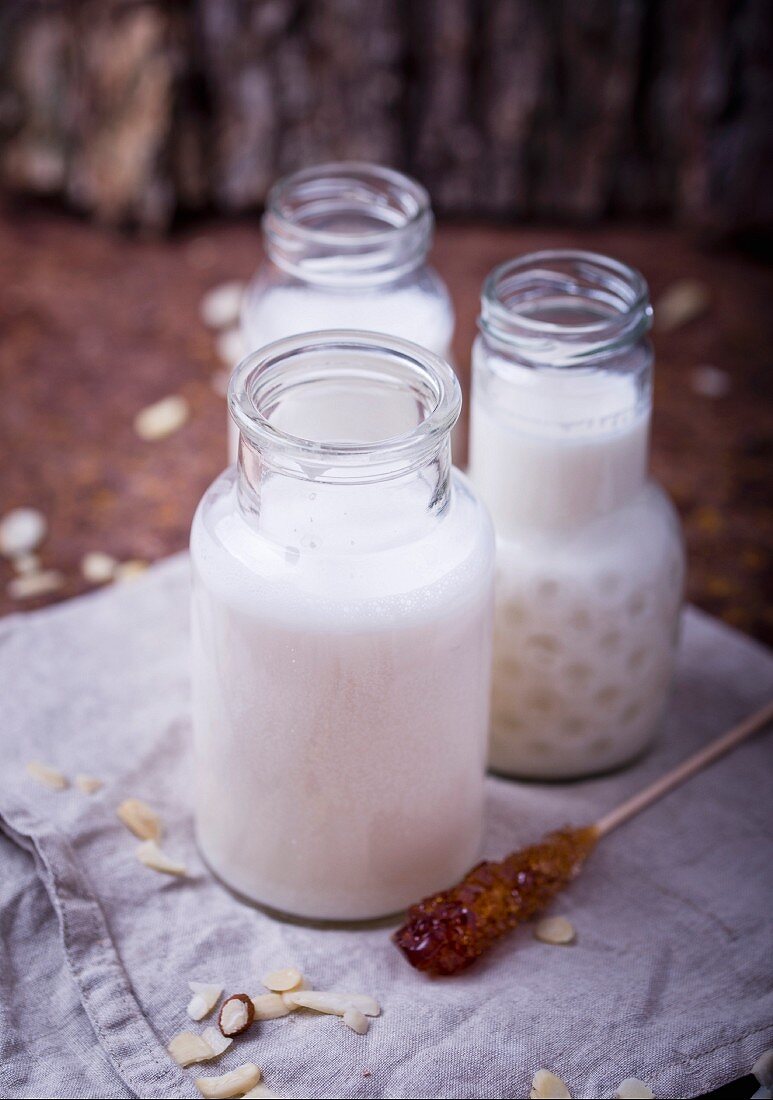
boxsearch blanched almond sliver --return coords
[135,839,186,877]
[280,975,310,1012]
[195,1063,261,1099]
[117,798,161,840]
[530,1069,571,1099]
[75,774,103,794]
[26,761,68,790]
[534,916,576,945]
[342,1006,369,1034]
[753,1050,773,1088]
[168,1031,215,1067]
[200,281,245,329]
[201,1027,232,1058]
[134,395,189,441]
[0,507,46,556]
[261,967,303,993]
[8,570,64,599]
[283,990,380,1017]
[114,559,148,582]
[188,983,223,1020]
[12,552,40,575]
[251,993,291,1020]
[615,1079,655,1099]
[81,551,118,584]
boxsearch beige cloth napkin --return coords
[1,554,771,1100]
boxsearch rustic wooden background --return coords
[1,202,771,644]
[1,0,771,235]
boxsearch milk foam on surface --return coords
[469,345,684,779]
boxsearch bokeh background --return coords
[1,0,772,644]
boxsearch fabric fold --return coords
[1,554,771,1100]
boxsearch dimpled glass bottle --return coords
[191,330,494,921]
[230,162,456,460]
[468,250,684,780]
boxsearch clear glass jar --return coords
[468,250,684,780]
[229,162,456,460]
[192,331,494,922]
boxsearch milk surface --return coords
[230,281,455,460]
[469,346,683,778]
[191,466,494,920]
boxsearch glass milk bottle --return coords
[468,251,684,780]
[191,331,494,921]
[229,162,456,460]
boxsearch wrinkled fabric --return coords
[0,554,771,1100]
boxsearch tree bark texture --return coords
[0,0,770,234]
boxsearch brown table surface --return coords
[1,204,772,646]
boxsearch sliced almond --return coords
[0,507,47,557]
[195,1063,261,1099]
[753,1050,773,1088]
[218,993,254,1037]
[251,992,291,1020]
[200,281,245,329]
[135,839,186,877]
[114,559,148,582]
[201,1027,233,1058]
[534,916,576,945]
[342,1006,369,1035]
[81,551,118,584]
[615,1079,655,1099]
[75,774,104,794]
[261,967,303,993]
[117,798,161,840]
[134,395,189,441]
[530,1069,571,1099]
[655,278,710,333]
[243,1086,284,1099]
[168,1031,216,1067]
[8,570,64,599]
[283,990,380,1018]
[215,327,244,367]
[188,983,224,1021]
[26,760,68,790]
[12,552,41,575]
[280,975,310,1012]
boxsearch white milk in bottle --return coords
[228,162,456,461]
[469,251,684,779]
[191,331,494,921]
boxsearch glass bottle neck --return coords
[470,250,654,533]
[262,162,433,288]
[229,330,461,550]
[236,438,453,552]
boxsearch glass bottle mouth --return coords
[479,250,652,366]
[229,330,460,484]
[262,162,434,286]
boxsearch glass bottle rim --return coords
[262,162,434,286]
[229,330,460,483]
[479,249,652,365]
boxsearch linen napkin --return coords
[1,554,771,1100]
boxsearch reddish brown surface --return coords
[1,204,772,643]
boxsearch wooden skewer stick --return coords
[593,697,773,839]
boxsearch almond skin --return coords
[218,993,255,1037]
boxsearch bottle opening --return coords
[480,250,652,366]
[229,331,460,483]
[263,163,433,286]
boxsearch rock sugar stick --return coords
[394,699,773,975]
